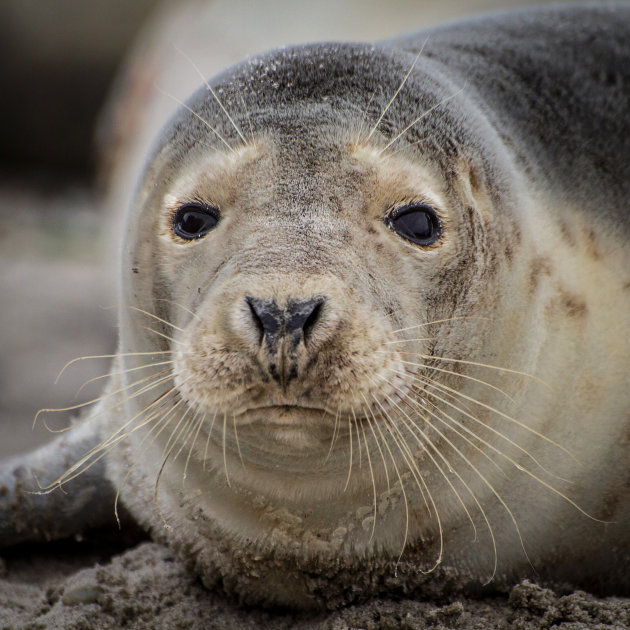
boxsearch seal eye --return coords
[172,203,219,240]
[387,204,441,246]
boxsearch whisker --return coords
[233,414,246,470]
[353,92,376,149]
[73,360,175,399]
[176,407,205,471]
[36,368,173,430]
[363,42,427,144]
[162,399,194,455]
[392,369,604,523]
[380,86,466,155]
[325,406,341,464]
[381,352,515,403]
[184,398,209,483]
[174,45,248,146]
[420,393,508,479]
[388,365,567,478]
[383,336,441,345]
[343,414,354,492]
[222,413,230,487]
[360,394,391,492]
[54,350,175,384]
[366,393,415,572]
[397,360,570,459]
[127,305,185,332]
[155,85,235,154]
[382,379,533,569]
[356,410,378,543]
[396,351,548,388]
[113,396,183,524]
[39,386,181,493]
[378,377,500,579]
[203,409,218,472]
[421,377,565,479]
[153,402,196,526]
[154,298,201,321]
[369,377,458,519]
[365,385,442,547]
[142,326,183,346]
[355,415,362,469]
[389,315,489,336]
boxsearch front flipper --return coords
[0,421,116,547]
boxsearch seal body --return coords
[2,4,629,609]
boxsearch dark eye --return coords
[386,204,441,246]
[172,203,219,240]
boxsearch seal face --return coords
[3,4,630,609]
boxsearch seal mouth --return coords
[232,397,411,428]
[233,404,333,426]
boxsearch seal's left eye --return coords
[172,203,219,240]
[386,204,441,246]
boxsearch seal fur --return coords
[1,3,629,609]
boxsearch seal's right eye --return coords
[386,204,442,247]
[172,203,219,240]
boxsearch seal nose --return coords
[245,296,325,344]
[244,295,326,385]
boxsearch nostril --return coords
[302,298,325,341]
[245,296,265,344]
[286,296,326,342]
[244,296,282,347]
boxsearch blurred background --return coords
[0,0,583,456]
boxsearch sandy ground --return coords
[2,535,630,629]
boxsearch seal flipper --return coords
[0,420,117,547]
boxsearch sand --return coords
[1,532,629,629]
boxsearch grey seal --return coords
[1,3,629,609]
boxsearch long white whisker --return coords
[142,326,183,346]
[354,407,377,542]
[377,376,500,580]
[364,42,427,144]
[394,350,547,388]
[54,350,175,384]
[154,298,202,321]
[175,45,248,145]
[203,409,218,472]
[233,413,246,470]
[398,360,570,458]
[155,85,235,154]
[74,360,176,399]
[222,413,230,486]
[389,315,489,336]
[343,414,354,492]
[379,86,466,155]
[366,393,414,572]
[36,368,174,431]
[388,365,566,478]
[127,305,185,332]
[360,394,391,492]
[380,352,515,403]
